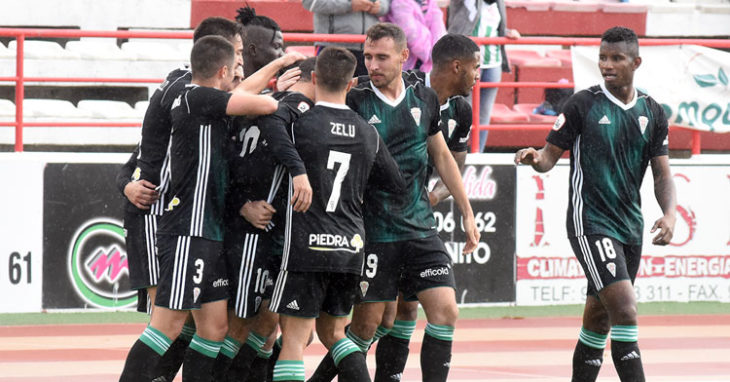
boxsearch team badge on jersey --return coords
[297,101,310,113]
[360,281,369,297]
[410,107,422,124]
[447,119,457,138]
[166,196,180,211]
[132,167,141,181]
[638,116,649,134]
[553,113,566,131]
[606,262,616,278]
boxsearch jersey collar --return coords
[600,82,637,111]
[316,101,350,110]
[370,78,407,108]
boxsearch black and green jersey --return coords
[402,70,472,152]
[346,78,442,243]
[547,84,669,245]
[157,84,232,242]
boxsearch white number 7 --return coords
[326,150,351,212]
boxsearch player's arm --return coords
[368,134,406,193]
[237,52,307,94]
[117,147,158,210]
[226,89,279,116]
[428,131,480,253]
[116,149,137,195]
[260,106,312,213]
[429,150,466,205]
[514,142,564,173]
[649,155,676,245]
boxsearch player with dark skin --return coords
[515,28,676,382]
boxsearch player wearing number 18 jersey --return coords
[515,27,676,382]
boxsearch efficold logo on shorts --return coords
[420,267,450,278]
[308,233,364,253]
[67,219,136,309]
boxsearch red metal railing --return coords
[1,29,729,152]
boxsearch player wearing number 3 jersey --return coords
[515,27,677,382]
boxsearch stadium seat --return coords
[23,99,92,119]
[285,45,316,57]
[135,101,150,117]
[7,40,79,59]
[602,3,649,14]
[121,41,185,61]
[551,1,602,12]
[507,50,561,67]
[513,103,558,123]
[65,40,129,60]
[545,49,572,67]
[0,99,15,119]
[78,100,139,120]
[489,103,530,123]
[505,0,551,12]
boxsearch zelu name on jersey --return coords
[308,233,364,253]
[331,122,356,138]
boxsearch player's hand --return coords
[367,0,381,14]
[240,200,276,230]
[124,180,158,209]
[514,147,540,166]
[278,52,307,68]
[461,214,480,253]
[277,67,301,92]
[291,174,313,213]
[506,29,521,39]
[352,0,373,12]
[650,214,676,246]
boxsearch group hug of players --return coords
[117,9,482,382]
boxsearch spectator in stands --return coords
[382,0,446,72]
[302,0,390,76]
[448,0,519,152]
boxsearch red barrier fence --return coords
[1,28,729,153]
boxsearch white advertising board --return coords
[0,156,45,312]
[516,160,730,305]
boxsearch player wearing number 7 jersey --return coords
[270,46,405,382]
[515,27,676,382]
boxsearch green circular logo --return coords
[67,219,137,309]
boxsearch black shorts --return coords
[123,212,160,290]
[224,230,282,318]
[358,234,455,303]
[155,234,229,310]
[270,271,359,318]
[570,235,642,296]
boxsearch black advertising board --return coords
[432,164,516,303]
[42,163,137,309]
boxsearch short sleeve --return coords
[649,101,669,158]
[189,87,232,118]
[426,88,441,137]
[448,98,472,152]
[546,94,583,150]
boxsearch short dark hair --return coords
[315,47,356,92]
[432,34,480,69]
[366,23,407,50]
[236,6,281,32]
[601,26,639,57]
[193,17,243,43]
[191,35,235,79]
[297,57,317,82]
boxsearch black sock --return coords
[374,335,410,382]
[120,339,164,382]
[337,351,371,382]
[307,353,337,382]
[155,335,190,380]
[245,352,272,382]
[571,340,604,382]
[611,341,645,382]
[182,335,222,382]
[420,327,453,382]
[267,338,282,382]
[226,341,259,381]
[211,336,243,381]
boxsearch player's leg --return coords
[374,294,417,382]
[402,236,458,382]
[308,242,400,382]
[246,323,279,382]
[270,271,326,382]
[317,273,371,382]
[573,236,644,382]
[185,299,229,382]
[244,299,280,381]
[572,295,609,382]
